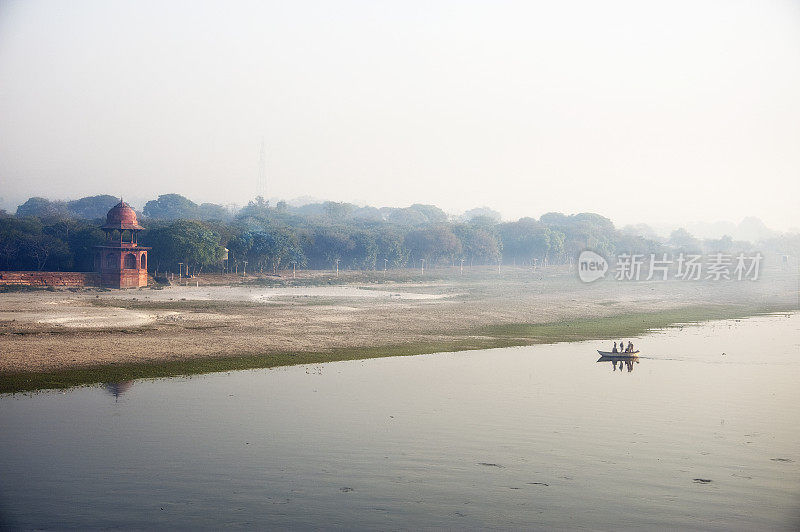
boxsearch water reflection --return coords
[597,356,640,373]
[104,381,134,399]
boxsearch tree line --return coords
[1,193,790,274]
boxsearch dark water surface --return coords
[1,314,799,530]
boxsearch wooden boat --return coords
[597,350,640,357]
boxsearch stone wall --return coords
[0,271,100,287]
[101,268,148,289]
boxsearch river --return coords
[1,313,798,530]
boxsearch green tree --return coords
[669,228,702,253]
[197,203,231,221]
[311,228,355,268]
[405,225,462,266]
[143,220,223,274]
[237,196,271,221]
[16,197,70,220]
[499,218,551,265]
[247,228,303,273]
[323,201,355,221]
[704,235,734,253]
[539,212,616,262]
[66,225,105,271]
[461,206,501,223]
[143,194,200,220]
[350,230,379,269]
[66,195,120,219]
[377,227,408,268]
[227,231,254,272]
[21,233,70,271]
[455,224,501,265]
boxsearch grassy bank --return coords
[1,304,793,394]
[471,305,790,343]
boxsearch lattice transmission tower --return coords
[256,137,267,201]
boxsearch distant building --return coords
[94,200,150,288]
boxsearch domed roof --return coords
[102,200,144,230]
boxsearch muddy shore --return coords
[1,266,796,389]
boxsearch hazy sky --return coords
[1,0,799,229]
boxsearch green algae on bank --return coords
[471,305,795,343]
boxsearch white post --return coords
[420,258,425,276]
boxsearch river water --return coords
[1,313,799,530]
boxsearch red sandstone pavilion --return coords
[94,200,150,288]
[0,200,150,289]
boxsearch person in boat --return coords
[627,341,634,353]
[612,342,618,353]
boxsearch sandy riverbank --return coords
[0,266,796,382]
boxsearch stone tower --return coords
[94,200,150,288]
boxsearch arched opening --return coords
[140,254,147,270]
[105,254,116,270]
[124,253,136,269]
